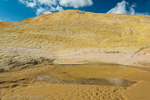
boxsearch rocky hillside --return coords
[0,10,150,67]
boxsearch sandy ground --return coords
[0,82,126,100]
[0,64,126,100]
[122,67,150,100]
[0,47,150,100]
[0,62,150,100]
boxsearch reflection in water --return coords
[37,75,136,87]
[106,78,136,87]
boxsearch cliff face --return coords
[0,10,150,67]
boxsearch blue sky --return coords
[0,0,150,21]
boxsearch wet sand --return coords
[0,63,150,100]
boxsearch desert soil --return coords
[0,50,150,100]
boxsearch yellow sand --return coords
[0,63,149,100]
[122,67,150,100]
[0,10,150,100]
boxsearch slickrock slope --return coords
[0,10,150,67]
[1,10,150,100]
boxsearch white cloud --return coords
[19,0,37,8]
[26,1,37,8]
[129,3,136,15]
[19,0,63,15]
[43,11,52,14]
[56,5,63,11]
[59,0,93,8]
[107,0,128,15]
[107,0,148,15]
[36,7,45,15]
[36,5,63,15]
[18,0,25,3]
[37,0,57,6]
[19,0,93,15]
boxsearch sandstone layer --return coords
[0,10,150,100]
[0,10,150,67]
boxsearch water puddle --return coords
[37,64,140,87]
[37,75,136,87]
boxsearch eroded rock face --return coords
[0,53,53,72]
[53,48,150,67]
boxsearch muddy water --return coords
[0,63,139,88]
[37,75,136,87]
[37,64,139,87]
